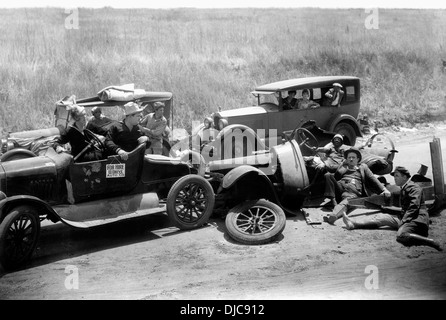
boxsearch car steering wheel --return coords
[74,129,106,162]
[292,128,319,155]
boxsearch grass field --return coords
[1,7,445,135]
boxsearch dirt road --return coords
[1,123,445,300]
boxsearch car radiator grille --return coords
[29,178,56,199]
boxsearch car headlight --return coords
[218,119,228,130]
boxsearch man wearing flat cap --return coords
[140,101,168,155]
[324,83,344,107]
[86,106,113,136]
[343,166,442,251]
[105,102,149,160]
[323,147,391,224]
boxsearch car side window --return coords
[345,86,356,102]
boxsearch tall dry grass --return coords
[1,7,445,135]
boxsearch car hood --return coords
[217,106,267,118]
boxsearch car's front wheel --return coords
[0,205,41,271]
[166,175,215,230]
[225,199,286,245]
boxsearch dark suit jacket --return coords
[335,163,385,197]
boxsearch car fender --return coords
[326,114,362,137]
[0,195,59,224]
[221,165,272,188]
[221,165,278,200]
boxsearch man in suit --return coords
[342,166,442,251]
[324,83,344,107]
[323,147,391,224]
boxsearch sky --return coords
[1,0,445,9]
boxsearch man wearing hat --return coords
[105,102,149,160]
[140,101,168,155]
[86,106,113,136]
[324,83,344,107]
[314,133,349,173]
[342,166,442,251]
[323,147,391,224]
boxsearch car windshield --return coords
[258,92,279,106]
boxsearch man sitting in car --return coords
[323,83,344,107]
[105,102,149,161]
[282,90,297,110]
[86,106,113,136]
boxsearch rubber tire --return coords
[0,205,41,271]
[166,175,215,230]
[225,199,286,245]
[334,122,356,146]
[0,149,36,162]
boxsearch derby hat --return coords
[344,147,362,162]
[390,166,411,178]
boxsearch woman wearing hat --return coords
[105,102,149,161]
[343,166,442,251]
[140,101,168,155]
[323,147,391,224]
[296,89,320,109]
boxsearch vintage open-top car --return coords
[0,87,214,271]
[192,76,363,160]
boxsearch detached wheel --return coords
[167,175,215,230]
[225,199,286,245]
[334,122,356,146]
[0,205,41,271]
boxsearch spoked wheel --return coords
[225,199,286,245]
[292,128,319,156]
[0,205,41,271]
[166,175,215,230]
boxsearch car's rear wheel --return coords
[225,199,286,245]
[0,205,41,271]
[166,175,215,230]
[334,122,356,146]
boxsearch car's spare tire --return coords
[225,199,286,245]
[0,149,36,162]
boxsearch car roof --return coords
[252,76,359,93]
[72,91,173,107]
